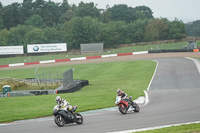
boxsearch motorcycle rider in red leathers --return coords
[117,88,134,106]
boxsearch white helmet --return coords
[55,96,61,104]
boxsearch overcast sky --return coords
[1,0,199,23]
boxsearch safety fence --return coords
[0,68,78,97]
[25,78,63,85]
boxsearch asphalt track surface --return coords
[1,53,200,133]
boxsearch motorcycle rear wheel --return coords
[133,103,140,112]
[75,113,83,124]
[118,104,128,114]
[54,115,65,127]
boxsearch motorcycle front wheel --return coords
[118,104,128,114]
[54,115,65,127]
[75,113,83,124]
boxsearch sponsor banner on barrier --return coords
[27,43,67,53]
[0,46,24,55]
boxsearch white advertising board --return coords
[27,43,67,53]
[0,46,24,55]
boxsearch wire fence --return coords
[62,68,74,90]
[0,68,74,97]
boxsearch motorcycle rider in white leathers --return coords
[55,96,73,112]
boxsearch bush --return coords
[0,78,60,92]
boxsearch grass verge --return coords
[0,60,156,123]
[135,123,200,133]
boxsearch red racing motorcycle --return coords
[115,95,140,114]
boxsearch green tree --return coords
[144,19,169,41]
[98,21,125,47]
[24,28,47,44]
[8,25,35,50]
[0,2,2,9]
[135,6,154,19]
[169,19,186,39]
[63,17,101,49]
[25,14,46,28]
[8,29,22,46]
[75,2,100,18]
[0,19,4,30]
[33,0,60,27]
[186,20,200,36]
[0,3,3,29]
[0,29,10,46]
[2,3,21,29]
[18,0,33,25]
[8,25,34,46]
[59,0,70,14]
[43,27,65,43]
[59,10,74,23]
[109,4,137,23]
[190,26,200,36]
[43,1,60,26]
[125,19,147,43]
[99,7,112,23]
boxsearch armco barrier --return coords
[0,51,149,68]
[55,58,70,62]
[117,52,133,56]
[0,64,9,68]
[9,92,34,97]
[25,61,40,65]
[86,55,101,59]
[0,50,199,68]
[148,49,194,53]
[0,90,55,97]
[30,90,48,95]
[57,80,89,93]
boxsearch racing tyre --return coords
[54,115,65,127]
[75,113,83,124]
[118,104,128,114]
[133,103,140,113]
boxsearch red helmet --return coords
[117,89,122,95]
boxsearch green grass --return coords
[1,41,198,65]
[135,123,200,133]
[0,60,156,123]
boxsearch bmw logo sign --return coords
[33,46,39,51]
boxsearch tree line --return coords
[0,0,189,51]
[186,20,200,37]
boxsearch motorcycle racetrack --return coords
[1,52,200,133]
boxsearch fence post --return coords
[35,67,40,84]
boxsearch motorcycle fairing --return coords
[59,110,73,120]
[119,100,129,108]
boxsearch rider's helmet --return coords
[117,88,122,95]
[55,96,62,104]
